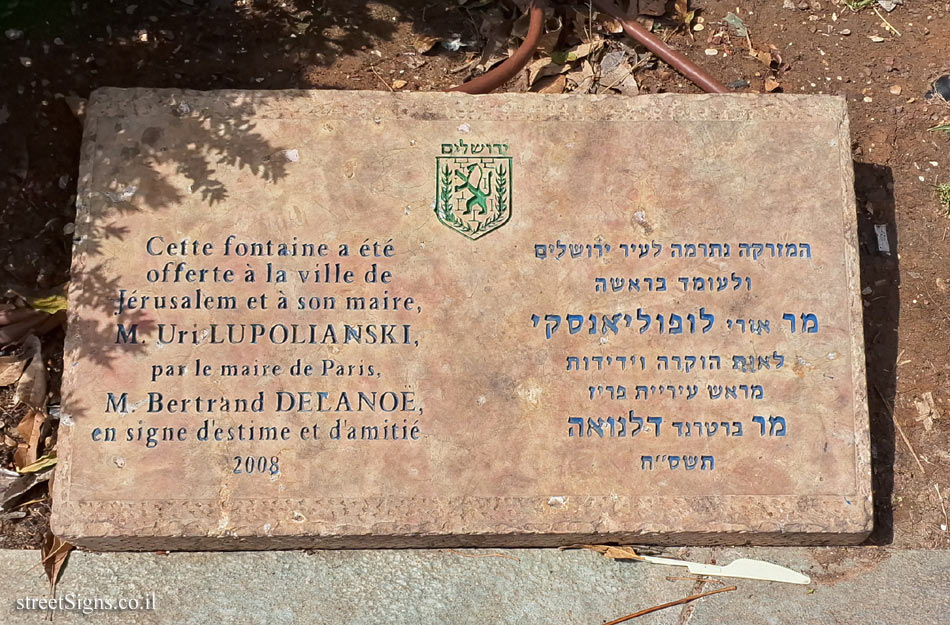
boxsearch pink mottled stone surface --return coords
[52,89,871,549]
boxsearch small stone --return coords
[870,36,885,43]
[889,85,902,95]
[728,79,751,89]
[839,29,851,36]
[693,23,705,31]
[863,96,873,102]
[19,57,31,67]
[783,0,796,8]
[391,79,407,89]
[5,28,23,40]
[704,48,719,56]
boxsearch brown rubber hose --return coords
[448,0,546,94]
[592,0,728,93]
[449,0,727,95]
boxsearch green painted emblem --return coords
[435,145,512,240]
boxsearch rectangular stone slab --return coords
[52,89,872,549]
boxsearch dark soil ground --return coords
[1,0,948,549]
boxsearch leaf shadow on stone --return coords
[64,93,290,421]
[854,162,898,545]
[0,0,476,287]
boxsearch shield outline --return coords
[434,155,513,240]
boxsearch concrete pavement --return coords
[0,546,946,624]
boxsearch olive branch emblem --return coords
[483,162,508,231]
[436,164,476,235]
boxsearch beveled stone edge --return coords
[52,91,105,532]
[51,494,873,550]
[52,516,873,551]
[835,103,874,511]
[83,87,849,123]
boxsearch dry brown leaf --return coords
[751,49,772,65]
[1,470,51,510]
[41,532,74,590]
[532,74,568,94]
[17,453,57,474]
[764,75,781,92]
[0,345,29,386]
[550,40,604,65]
[583,544,644,560]
[597,15,624,34]
[526,57,568,87]
[601,68,639,95]
[13,334,46,411]
[0,312,46,345]
[412,34,439,55]
[599,53,639,96]
[13,409,45,469]
[750,45,781,68]
[0,307,42,325]
[567,60,598,93]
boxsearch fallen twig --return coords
[369,64,394,92]
[602,586,737,625]
[874,386,926,474]
[872,7,901,37]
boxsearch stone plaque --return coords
[52,89,872,549]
